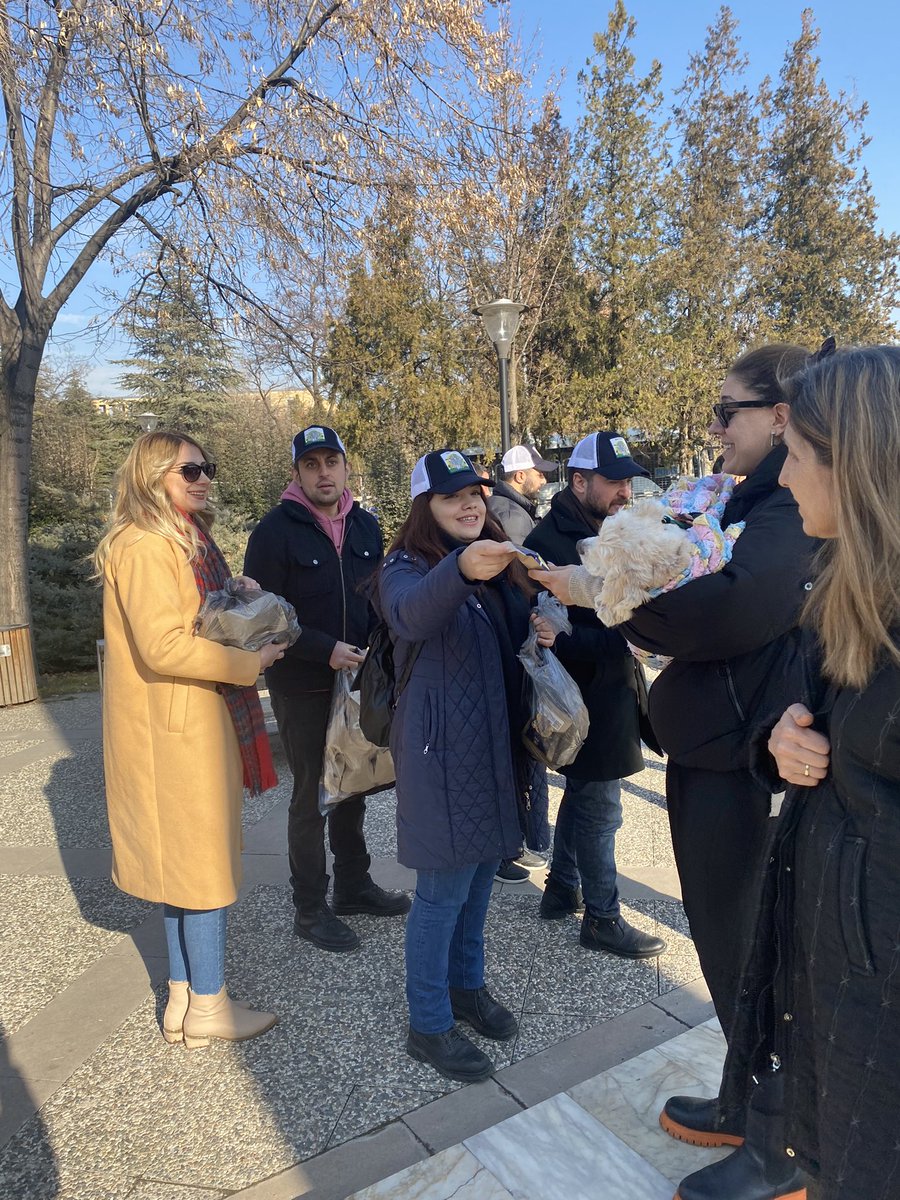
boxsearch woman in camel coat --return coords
[97,430,284,1048]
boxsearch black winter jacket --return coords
[380,549,532,870]
[487,481,538,543]
[243,498,383,694]
[621,446,818,771]
[720,638,900,1198]
[525,488,648,782]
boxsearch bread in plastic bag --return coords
[319,668,396,813]
[194,579,300,651]
[519,592,590,769]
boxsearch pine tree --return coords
[116,271,242,434]
[762,9,900,344]
[654,7,766,470]
[573,0,668,434]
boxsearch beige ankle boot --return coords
[163,980,190,1044]
[182,986,278,1049]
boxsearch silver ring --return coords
[803,763,810,777]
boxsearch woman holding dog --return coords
[96,431,283,1049]
[715,345,900,1200]
[378,449,555,1084]
[534,344,819,1198]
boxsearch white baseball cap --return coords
[410,449,494,499]
[500,444,556,473]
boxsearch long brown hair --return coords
[785,345,900,688]
[730,342,812,403]
[385,493,533,593]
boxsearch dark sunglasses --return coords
[711,400,771,428]
[170,461,217,482]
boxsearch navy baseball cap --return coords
[292,425,346,461]
[410,449,495,499]
[567,432,650,480]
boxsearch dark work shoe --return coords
[539,873,585,920]
[332,881,411,917]
[450,986,518,1040]
[293,905,360,953]
[661,1095,746,1148]
[580,912,666,958]
[406,1025,494,1083]
[494,860,529,884]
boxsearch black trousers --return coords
[666,761,771,1041]
[270,687,371,912]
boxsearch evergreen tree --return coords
[762,9,900,344]
[574,0,668,433]
[654,7,766,470]
[116,271,243,433]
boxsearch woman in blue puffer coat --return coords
[379,449,555,1085]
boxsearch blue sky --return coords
[44,0,900,393]
[513,0,900,231]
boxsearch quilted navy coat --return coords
[379,547,533,871]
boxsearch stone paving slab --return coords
[0,692,707,1200]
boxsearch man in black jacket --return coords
[525,431,665,959]
[244,425,410,952]
[487,444,556,544]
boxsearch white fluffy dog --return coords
[577,500,693,627]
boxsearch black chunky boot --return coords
[332,879,411,916]
[580,912,666,958]
[293,905,359,952]
[450,986,518,1040]
[674,1074,806,1200]
[539,874,585,919]
[406,1025,494,1083]
[660,1094,746,1147]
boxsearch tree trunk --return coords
[1,316,49,627]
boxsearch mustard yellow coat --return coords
[102,527,262,908]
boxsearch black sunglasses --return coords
[711,400,772,429]
[170,461,217,482]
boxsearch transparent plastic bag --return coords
[319,668,396,813]
[519,592,590,769]
[194,579,300,651]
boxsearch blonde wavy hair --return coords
[94,431,215,574]
[785,345,900,689]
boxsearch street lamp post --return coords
[474,298,526,454]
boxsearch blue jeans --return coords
[551,778,623,919]
[163,905,228,995]
[405,861,499,1034]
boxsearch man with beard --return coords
[486,444,557,543]
[524,432,665,959]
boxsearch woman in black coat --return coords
[378,450,554,1085]
[718,345,900,1200]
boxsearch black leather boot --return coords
[293,904,360,952]
[406,1025,494,1082]
[539,874,585,920]
[674,1075,806,1200]
[449,986,518,1040]
[660,1094,746,1147]
[332,880,411,917]
[580,912,666,958]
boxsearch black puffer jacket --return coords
[621,446,818,771]
[525,488,648,782]
[243,499,383,694]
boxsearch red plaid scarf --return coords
[190,525,278,796]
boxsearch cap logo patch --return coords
[304,427,326,444]
[441,451,469,473]
[610,436,630,458]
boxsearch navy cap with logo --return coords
[567,432,650,481]
[410,449,495,499]
[292,425,346,462]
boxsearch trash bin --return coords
[0,623,39,706]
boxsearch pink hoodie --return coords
[282,481,354,554]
